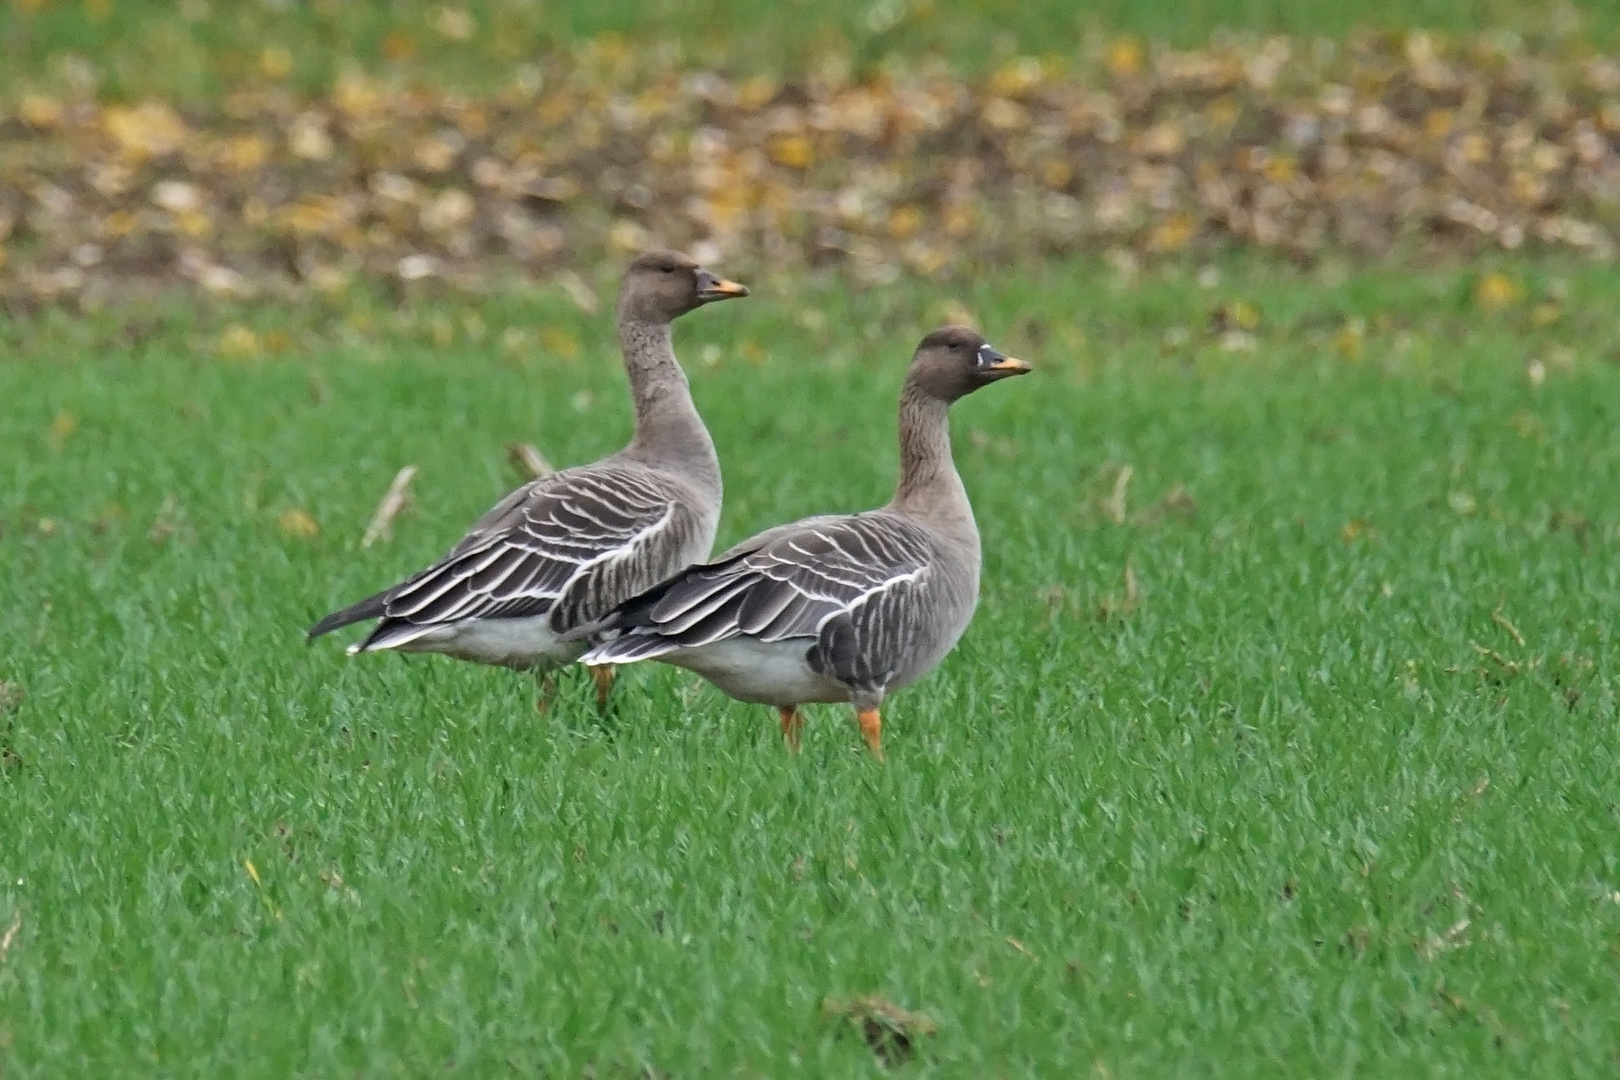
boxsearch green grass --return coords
[3,0,1617,101]
[3,257,1620,1076]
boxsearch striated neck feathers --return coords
[617,315,721,497]
[888,380,976,544]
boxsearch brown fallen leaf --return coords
[360,465,418,548]
[4,30,1620,304]
[148,495,181,544]
[823,996,937,1068]
[1341,519,1374,542]
[278,508,319,539]
[48,411,77,449]
[1136,483,1196,525]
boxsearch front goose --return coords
[574,326,1029,757]
[308,250,748,710]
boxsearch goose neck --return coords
[889,382,973,535]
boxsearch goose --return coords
[307,250,748,710]
[572,326,1029,757]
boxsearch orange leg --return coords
[856,709,884,761]
[588,664,616,713]
[777,706,804,751]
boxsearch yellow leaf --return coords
[988,57,1044,98]
[412,133,461,173]
[608,219,649,252]
[1147,213,1195,252]
[260,45,293,79]
[1206,96,1241,129]
[767,134,814,169]
[176,209,213,237]
[333,73,382,118]
[981,98,1027,131]
[218,324,260,357]
[1214,299,1262,331]
[244,859,261,887]
[944,203,977,237]
[1040,159,1072,189]
[539,327,580,359]
[18,94,62,128]
[288,115,334,161]
[1136,121,1184,158]
[1457,133,1490,164]
[278,509,319,539]
[380,30,417,60]
[49,411,77,447]
[1107,38,1144,78]
[1476,273,1523,309]
[220,134,270,173]
[1263,154,1297,183]
[279,196,351,236]
[1335,319,1365,359]
[103,102,188,160]
[420,188,476,232]
[737,76,778,109]
[887,205,925,240]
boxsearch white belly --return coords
[663,638,849,707]
[364,615,584,672]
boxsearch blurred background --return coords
[3,0,1619,304]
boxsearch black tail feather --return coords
[307,591,389,641]
[563,546,761,648]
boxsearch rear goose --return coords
[574,326,1029,757]
[308,250,748,710]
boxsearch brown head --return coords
[905,325,1031,402]
[617,249,749,324]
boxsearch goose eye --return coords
[661,264,677,274]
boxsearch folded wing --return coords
[317,465,702,651]
[582,511,936,667]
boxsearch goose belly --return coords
[396,616,583,671]
[664,638,849,707]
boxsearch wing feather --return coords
[335,464,708,650]
[582,512,936,662]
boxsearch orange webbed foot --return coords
[856,709,884,761]
[588,664,616,714]
[778,706,804,751]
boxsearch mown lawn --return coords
[2,257,1619,1076]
